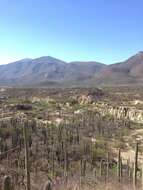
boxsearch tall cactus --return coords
[117,148,122,182]
[100,159,104,178]
[51,146,55,178]
[3,176,12,190]
[133,142,139,188]
[141,162,143,190]
[80,158,86,177]
[127,159,130,179]
[43,180,52,190]
[106,152,109,182]
[23,121,31,190]
[64,144,68,179]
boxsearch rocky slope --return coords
[93,51,143,86]
[94,102,143,124]
[0,57,105,86]
[0,51,143,86]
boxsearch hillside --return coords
[94,51,143,86]
[0,52,143,87]
[0,56,105,86]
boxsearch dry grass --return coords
[53,181,141,190]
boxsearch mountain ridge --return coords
[0,52,143,87]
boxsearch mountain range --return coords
[0,51,143,87]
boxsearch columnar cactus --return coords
[126,159,130,178]
[64,145,68,178]
[23,121,31,190]
[100,159,104,178]
[141,162,143,190]
[80,158,86,177]
[83,159,86,177]
[117,148,122,182]
[43,180,52,190]
[133,142,139,188]
[106,152,109,182]
[51,147,55,178]
[3,176,12,190]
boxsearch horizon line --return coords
[0,50,141,66]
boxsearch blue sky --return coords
[0,0,143,65]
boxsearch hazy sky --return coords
[0,0,143,65]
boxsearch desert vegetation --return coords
[0,87,143,190]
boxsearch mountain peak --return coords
[124,51,143,64]
[33,56,66,64]
[133,51,143,58]
[0,53,143,87]
[138,51,143,54]
[20,58,32,61]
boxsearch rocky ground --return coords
[0,86,143,189]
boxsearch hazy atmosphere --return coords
[1,0,143,64]
[0,1,143,190]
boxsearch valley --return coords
[0,86,143,189]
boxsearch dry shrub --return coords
[55,181,141,190]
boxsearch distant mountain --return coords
[93,51,143,86]
[0,52,143,87]
[0,56,105,86]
